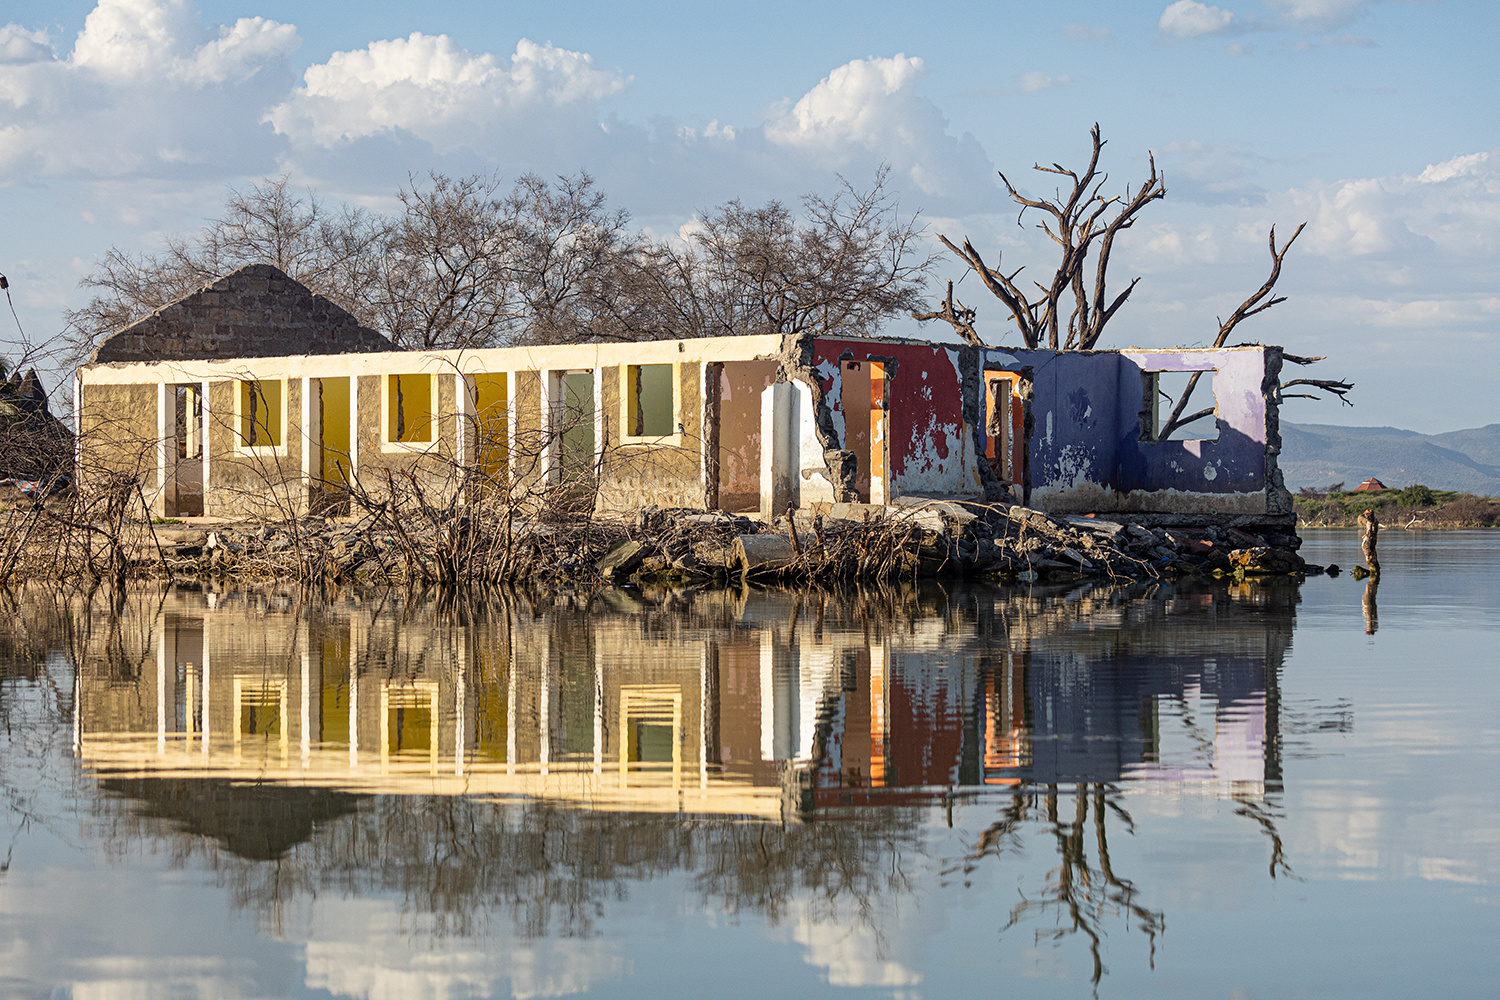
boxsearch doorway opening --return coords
[314,377,351,515]
[985,372,1023,492]
[166,384,203,517]
[840,360,889,504]
[712,360,779,512]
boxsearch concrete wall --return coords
[78,333,1288,522]
[716,360,779,513]
[79,335,790,521]
[597,360,708,512]
[812,337,979,499]
[981,345,1289,517]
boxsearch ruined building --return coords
[75,265,1296,533]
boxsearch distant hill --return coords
[1279,422,1500,494]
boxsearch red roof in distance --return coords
[1353,478,1387,491]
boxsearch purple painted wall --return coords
[980,345,1280,515]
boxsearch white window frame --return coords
[233,378,289,457]
[619,362,683,446]
[381,372,440,454]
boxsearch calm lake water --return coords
[1,529,1497,999]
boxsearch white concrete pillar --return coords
[506,655,517,776]
[759,381,798,521]
[156,618,167,755]
[593,365,605,477]
[454,630,467,777]
[300,376,315,517]
[349,667,359,770]
[200,631,211,758]
[300,637,311,770]
[154,382,168,517]
[593,649,604,778]
[199,380,211,516]
[347,375,360,493]
[455,372,470,471]
[541,370,559,484]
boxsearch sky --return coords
[1,0,1496,432]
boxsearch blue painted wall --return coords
[980,346,1273,512]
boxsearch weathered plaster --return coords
[79,319,1292,523]
[981,345,1287,518]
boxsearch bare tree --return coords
[924,124,1164,351]
[63,167,933,359]
[375,171,520,351]
[62,175,387,366]
[923,125,1352,434]
[507,171,638,346]
[687,167,935,340]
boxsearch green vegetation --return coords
[1295,484,1499,527]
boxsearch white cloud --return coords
[1417,151,1488,185]
[267,34,626,149]
[1266,0,1379,31]
[1018,71,1070,92]
[1159,1,1238,38]
[1287,154,1500,259]
[794,906,922,988]
[69,0,295,84]
[763,54,996,199]
[765,54,926,151]
[0,0,297,184]
[0,25,52,64]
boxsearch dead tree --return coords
[1156,224,1353,438]
[923,123,1165,350]
[924,125,1354,432]
[910,279,981,348]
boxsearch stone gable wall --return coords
[92,264,395,364]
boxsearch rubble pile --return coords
[597,500,1316,585]
[108,499,1316,588]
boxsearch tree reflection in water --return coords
[0,572,1353,987]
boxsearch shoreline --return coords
[3,501,1323,588]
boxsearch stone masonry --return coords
[90,264,396,364]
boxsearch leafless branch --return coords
[911,279,983,348]
[937,124,1164,351]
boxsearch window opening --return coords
[560,371,596,481]
[627,363,674,437]
[387,374,434,444]
[238,379,283,448]
[1145,369,1220,442]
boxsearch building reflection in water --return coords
[76,580,1290,816]
[65,578,1302,989]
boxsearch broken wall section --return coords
[811,337,979,503]
[981,345,1291,524]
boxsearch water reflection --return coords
[22,575,1312,994]
[73,580,1293,817]
[1364,577,1380,635]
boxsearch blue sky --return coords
[2,0,1496,431]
